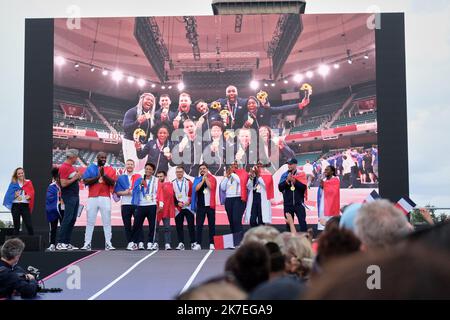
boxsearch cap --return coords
[286,158,298,165]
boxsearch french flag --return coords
[213,232,243,250]
[365,190,381,203]
[395,196,416,215]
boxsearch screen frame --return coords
[23,13,409,231]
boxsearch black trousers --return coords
[175,209,195,245]
[250,193,264,227]
[225,197,246,234]
[284,204,307,232]
[132,205,157,243]
[196,207,216,246]
[121,205,137,243]
[11,203,34,235]
[48,211,64,245]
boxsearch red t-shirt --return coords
[88,181,112,198]
[87,167,117,198]
[59,162,79,197]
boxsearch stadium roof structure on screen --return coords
[212,0,306,15]
[54,14,375,100]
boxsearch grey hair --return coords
[354,199,413,249]
[275,232,314,267]
[242,225,280,245]
[1,238,25,260]
[66,149,79,158]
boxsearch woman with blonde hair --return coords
[3,167,35,235]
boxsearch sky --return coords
[0,0,449,209]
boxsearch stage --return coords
[22,250,235,300]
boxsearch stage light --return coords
[347,58,353,64]
[162,85,166,90]
[306,71,314,79]
[250,80,259,90]
[264,83,268,87]
[168,85,172,89]
[127,76,135,84]
[293,74,303,83]
[333,63,340,69]
[74,62,80,69]
[317,64,330,77]
[283,79,289,84]
[55,56,65,66]
[90,66,95,72]
[364,53,369,59]
[177,82,185,91]
[112,70,123,81]
[151,83,156,88]
[137,78,146,87]
[102,69,108,76]
[271,82,275,87]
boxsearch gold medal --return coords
[145,195,151,201]
[256,185,261,191]
[177,194,183,199]
[290,186,296,191]
[17,196,23,201]
[203,189,208,194]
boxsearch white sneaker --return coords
[66,244,79,250]
[147,242,153,250]
[176,242,185,250]
[153,243,159,250]
[105,243,116,251]
[46,244,56,251]
[138,242,145,250]
[81,243,91,251]
[126,242,135,251]
[56,243,67,250]
[209,244,215,250]
[165,243,172,250]
[191,243,201,250]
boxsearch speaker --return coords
[5,235,43,251]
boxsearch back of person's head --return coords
[406,220,450,255]
[1,238,25,261]
[265,242,286,276]
[304,243,450,299]
[354,199,413,249]
[324,216,341,232]
[242,225,280,245]
[276,232,314,278]
[339,203,362,231]
[177,279,247,300]
[228,242,270,292]
[316,227,361,268]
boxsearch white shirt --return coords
[139,177,158,206]
[121,174,134,205]
[172,178,190,209]
[303,163,314,175]
[321,160,330,173]
[343,158,354,175]
[220,173,241,198]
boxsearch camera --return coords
[23,266,63,293]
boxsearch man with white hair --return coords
[354,199,413,250]
[122,92,156,171]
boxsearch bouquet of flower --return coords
[210,101,222,111]
[219,109,230,125]
[256,90,268,101]
[300,83,313,99]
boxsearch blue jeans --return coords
[58,195,79,244]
